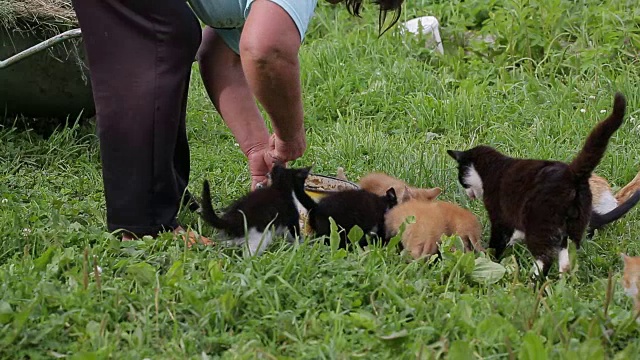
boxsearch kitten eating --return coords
[621,253,640,322]
[359,171,442,203]
[295,186,398,248]
[200,164,311,256]
[385,186,485,260]
[447,93,626,276]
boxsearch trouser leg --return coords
[71,0,202,236]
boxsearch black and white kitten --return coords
[447,93,626,276]
[294,187,398,248]
[200,164,311,255]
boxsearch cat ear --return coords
[386,187,397,203]
[621,253,629,263]
[297,166,312,178]
[336,167,348,181]
[447,150,463,161]
[428,187,442,199]
[402,186,414,202]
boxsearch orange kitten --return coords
[590,174,615,210]
[621,253,640,321]
[589,172,640,234]
[615,170,640,204]
[358,172,441,203]
[385,187,485,260]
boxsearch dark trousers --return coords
[72,0,202,236]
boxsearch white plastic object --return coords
[401,16,444,55]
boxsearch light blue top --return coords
[187,0,318,54]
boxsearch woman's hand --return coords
[246,131,307,190]
[266,131,306,165]
[246,143,270,190]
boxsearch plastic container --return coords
[402,16,444,55]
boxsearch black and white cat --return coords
[295,187,398,248]
[200,164,311,255]
[447,93,626,276]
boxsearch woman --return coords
[71,0,404,243]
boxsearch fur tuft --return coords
[569,93,626,181]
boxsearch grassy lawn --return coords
[1,0,640,358]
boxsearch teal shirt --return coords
[187,0,318,54]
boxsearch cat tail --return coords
[569,92,626,182]
[200,180,230,230]
[588,190,640,233]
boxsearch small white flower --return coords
[580,108,586,113]
[234,143,239,147]
[1,198,7,203]
[589,95,596,100]
[600,109,607,114]
[22,228,31,236]
[96,266,103,274]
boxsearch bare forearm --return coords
[197,28,269,155]
[240,52,304,142]
[239,0,305,143]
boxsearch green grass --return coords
[2,0,640,358]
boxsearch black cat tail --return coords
[200,180,229,230]
[569,92,626,181]
[588,190,640,235]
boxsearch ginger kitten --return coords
[621,253,640,321]
[588,172,640,234]
[385,187,485,259]
[448,93,626,276]
[615,170,640,204]
[358,172,442,203]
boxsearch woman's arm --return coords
[239,0,306,162]
[197,28,272,188]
